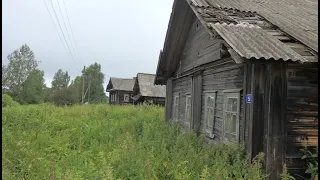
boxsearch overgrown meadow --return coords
[2,104,266,180]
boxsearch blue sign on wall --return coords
[246,94,252,103]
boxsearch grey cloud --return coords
[2,0,173,92]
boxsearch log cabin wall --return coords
[201,58,244,143]
[109,91,117,105]
[285,63,318,179]
[172,76,192,130]
[170,17,245,139]
[109,91,133,105]
[246,61,318,180]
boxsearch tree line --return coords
[2,44,108,106]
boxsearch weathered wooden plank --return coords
[192,73,203,134]
[165,78,173,121]
[261,63,287,180]
[284,62,318,179]
[202,63,243,76]
[165,0,195,74]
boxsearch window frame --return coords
[123,94,130,102]
[204,90,217,138]
[185,93,192,126]
[222,89,242,143]
[173,94,180,121]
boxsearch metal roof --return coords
[106,77,135,92]
[209,23,309,62]
[192,0,318,52]
[137,73,166,98]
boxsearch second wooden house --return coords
[132,73,166,106]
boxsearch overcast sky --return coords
[2,0,172,94]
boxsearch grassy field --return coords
[2,104,265,180]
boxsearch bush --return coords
[51,87,77,106]
[2,104,265,179]
[2,93,19,107]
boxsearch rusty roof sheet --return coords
[209,23,310,62]
[137,73,166,98]
[192,0,318,52]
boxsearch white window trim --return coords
[173,94,179,121]
[222,89,241,143]
[124,94,129,102]
[204,90,217,138]
[185,93,192,127]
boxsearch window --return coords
[173,95,179,121]
[111,94,114,102]
[222,90,241,142]
[124,94,129,102]
[185,94,192,125]
[204,91,217,137]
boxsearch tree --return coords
[69,76,83,103]
[44,87,53,103]
[20,69,46,104]
[51,87,77,106]
[2,44,39,102]
[2,65,9,93]
[83,62,107,103]
[51,69,70,91]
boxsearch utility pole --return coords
[81,66,86,104]
[87,80,91,104]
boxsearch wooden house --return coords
[132,73,166,106]
[106,77,135,105]
[154,0,318,179]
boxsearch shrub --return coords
[51,87,77,106]
[2,93,19,107]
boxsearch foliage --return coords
[2,44,39,102]
[69,76,83,103]
[51,69,70,91]
[2,104,265,179]
[51,87,78,106]
[2,93,20,107]
[82,62,107,103]
[301,146,318,180]
[20,69,46,104]
[43,87,53,103]
[280,164,296,180]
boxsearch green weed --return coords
[3,104,265,179]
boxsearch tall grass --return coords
[3,104,265,179]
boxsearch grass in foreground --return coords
[2,104,265,180]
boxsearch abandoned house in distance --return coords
[106,77,135,105]
[154,0,318,179]
[132,73,166,106]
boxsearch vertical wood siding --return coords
[165,78,173,121]
[192,73,203,134]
